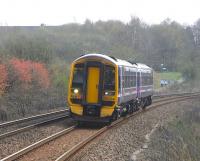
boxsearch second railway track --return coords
[0,115,69,139]
[0,109,70,137]
[1,92,199,161]
[0,109,69,129]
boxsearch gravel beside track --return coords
[0,118,75,159]
[16,127,98,161]
[1,94,199,160]
[69,98,200,161]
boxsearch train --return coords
[67,53,153,123]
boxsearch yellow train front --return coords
[68,53,118,123]
[68,53,154,123]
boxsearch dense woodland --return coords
[0,17,200,121]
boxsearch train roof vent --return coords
[109,56,118,61]
[127,60,137,65]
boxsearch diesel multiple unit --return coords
[68,53,153,123]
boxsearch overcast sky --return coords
[0,0,199,26]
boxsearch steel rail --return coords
[0,115,69,139]
[0,109,69,128]
[1,92,200,161]
[153,91,200,99]
[153,93,200,103]
[0,92,198,129]
[55,93,200,161]
[1,126,76,161]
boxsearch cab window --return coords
[72,64,84,87]
[104,65,115,90]
[71,63,84,103]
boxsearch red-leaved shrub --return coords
[10,58,32,83]
[9,58,50,89]
[32,62,50,89]
[0,64,8,94]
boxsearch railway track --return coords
[0,92,197,136]
[0,115,70,140]
[0,91,197,131]
[0,109,70,138]
[1,92,199,161]
[0,109,69,128]
[153,91,200,99]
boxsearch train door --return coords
[137,72,141,98]
[86,67,100,104]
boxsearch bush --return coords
[0,57,67,121]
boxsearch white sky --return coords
[0,0,199,26]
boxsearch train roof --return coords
[75,53,135,66]
[136,63,152,70]
[74,53,117,64]
[74,53,152,70]
[115,58,137,67]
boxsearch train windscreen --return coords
[71,64,84,103]
[103,65,115,96]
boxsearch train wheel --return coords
[77,121,84,127]
[132,103,138,112]
[145,96,152,106]
[135,104,140,111]
[129,103,134,114]
[141,98,147,109]
[111,110,119,121]
[149,96,152,105]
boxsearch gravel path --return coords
[0,118,75,159]
[70,98,200,161]
[17,128,98,161]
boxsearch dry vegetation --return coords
[142,101,200,161]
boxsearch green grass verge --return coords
[153,71,182,89]
[159,72,182,80]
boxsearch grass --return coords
[153,71,161,89]
[159,72,182,81]
[153,71,182,89]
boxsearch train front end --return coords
[67,54,118,123]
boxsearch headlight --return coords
[74,88,79,94]
[104,91,115,96]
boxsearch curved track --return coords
[1,92,199,161]
[56,92,200,161]
[1,92,197,139]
